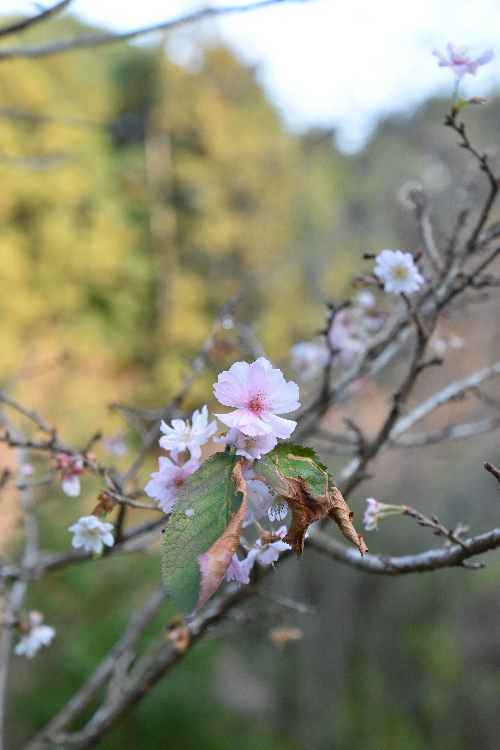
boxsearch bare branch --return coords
[389,360,500,441]
[393,416,500,446]
[484,462,500,482]
[307,525,500,575]
[0,0,71,38]
[0,0,304,60]
[21,586,168,749]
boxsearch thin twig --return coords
[0,0,305,59]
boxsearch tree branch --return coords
[0,0,71,38]
[0,0,304,59]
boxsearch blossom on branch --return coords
[213,426,277,460]
[145,455,200,514]
[327,292,386,363]
[213,357,300,439]
[243,526,291,574]
[14,615,56,659]
[68,515,115,554]
[290,340,330,380]
[433,44,493,80]
[55,453,84,497]
[241,464,278,527]
[224,553,250,584]
[374,249,424,294]
[159,405,217,461]
[363,498,405,531]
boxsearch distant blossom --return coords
[213,357,300,439]
[363,498,405,531]
[374,249,424,295]
[55,454,84,497]
[102,433,128,457]
[14,619,56,659]
[68,515,115,554]
[145,455,200,514]
[159,405,217,461]
[328,293,386,362]
[290,341,330,381]
[433,44,493,80]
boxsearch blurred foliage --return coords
[2,10,500,750]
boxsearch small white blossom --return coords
[213,427,277,460]
[68,515,115,554]
[374,249,424,294]
[14,624,56,659]
[159,405,217,461]
[61,474,81,497]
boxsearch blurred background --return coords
[2,2,500,749]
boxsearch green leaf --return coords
[254,442,332,497]
[162,452,239,613]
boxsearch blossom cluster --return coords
[290,292,386,380]
[225,526,291,584]
[145,405,218,513]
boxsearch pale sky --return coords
[2,0,500,151]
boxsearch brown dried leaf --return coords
[282,477,333,558]
[328,487,368,556]
[196,458,247,610]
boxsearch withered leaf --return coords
[282,476,333,558]
[254,447,367,559]
[328,487,368,556]
[196,458,247,610]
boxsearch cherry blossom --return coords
[68,515,115,554]
[328,293,386,362]
[213,427,277,460]
[243,526,291,574]
[363,498,405,531]
[373,249,424,294]
[144,455,200,514]
[55,454,85,497]
[290,341,330,381]
[433,44,493,80]
[224,553,250,584]
[14,616,56,659]
[213,357,300,439]
[241,464,277,527]
[159,405,217,461]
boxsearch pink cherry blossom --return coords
[363,498,405,531]
[55,454,84,497]
[434,44,493,80]
[144,455,200,513]
[213,427,277,460]
[159,405,217,461]
[224,553,250,584]
[213,357,300,439]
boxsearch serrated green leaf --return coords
[254,442,332,497]
[162,452,239,613]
